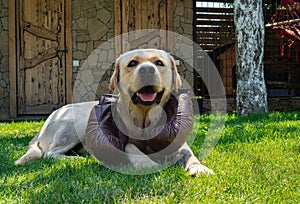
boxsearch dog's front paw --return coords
[125,143,158,169]
[132,158,159,169]
[187,163,214,176]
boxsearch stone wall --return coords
[173,0,194,90]
[174,0,193,39]
[0,0,9,120]
[71,0,115,101]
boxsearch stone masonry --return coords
[173,0,194,91]
[71,0,115,102]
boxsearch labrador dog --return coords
[15,49,213,176]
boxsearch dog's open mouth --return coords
[131,86,164,106]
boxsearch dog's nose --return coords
[139,65,155,75]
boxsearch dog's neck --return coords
[136,104,165,128]
[119,99,163,128]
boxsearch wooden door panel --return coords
[17,0,68,115]
[115,0,172,54]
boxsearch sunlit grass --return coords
[0,111,299,203]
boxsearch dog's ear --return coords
[169,55,182,92]
[109,60,120,91]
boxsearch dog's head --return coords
[109,49,182,107]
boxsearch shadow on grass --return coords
[1,133,187,203]
[0,135,36,175]
[3,155,184,203]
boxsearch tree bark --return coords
[234,0,268,115]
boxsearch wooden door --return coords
[9,0,72,117]
[114,0,173,56]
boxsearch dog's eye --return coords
[128,60,138,67]
[155,60,164,66]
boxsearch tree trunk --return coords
[234,0,268,115]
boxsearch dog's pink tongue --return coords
[137,92,157,102]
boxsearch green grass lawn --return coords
[1,111,299,203]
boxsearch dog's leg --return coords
[43,142,79,159]
[125,143,158,168]
[178,142,214,176]
[15,138,42,165]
